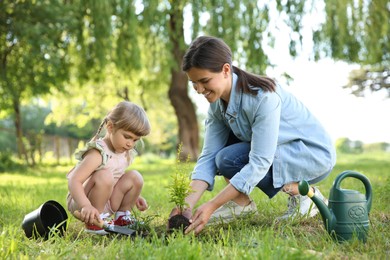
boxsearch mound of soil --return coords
[167,214,190,232]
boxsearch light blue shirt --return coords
[192,73,336,195]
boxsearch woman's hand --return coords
[135,196,148,211]
[184,201,216,235]
[167,207,193,230]
[169,207,192,220]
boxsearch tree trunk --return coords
[168,5,199,161]
[67,137,73,162]
[55,135,60,164]
[13,98,29,164]
[168,70,199,161]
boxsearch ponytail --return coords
[233,66,276,95]
[91,118,108,142]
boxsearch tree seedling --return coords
[167,144,192,232]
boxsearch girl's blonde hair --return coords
[92,101,151,141]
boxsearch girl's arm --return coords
[135,196,148,211]
[68,149,103,219]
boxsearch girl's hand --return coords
[136,196,148,211]
[184,202,215,235]
[77,205,100,224]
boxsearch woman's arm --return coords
[185,183,240,235]
[191,108,230,191]
[186,180,209,209]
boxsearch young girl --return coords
[67,101,151,235]
[170,36,336,235]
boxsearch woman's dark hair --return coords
[182,36,275,94]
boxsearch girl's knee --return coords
[92,169,115,187]
[123,170,144,188]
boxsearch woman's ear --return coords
[222,63,231,77]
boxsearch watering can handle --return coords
[333,170,372,212]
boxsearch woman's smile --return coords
[203,90,212,98]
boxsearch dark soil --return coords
[167,214,190,232]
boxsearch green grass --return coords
[1,152,389,259]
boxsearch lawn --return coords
[0,152,389,259]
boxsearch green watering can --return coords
[298,170,372,242]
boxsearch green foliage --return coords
[0,152,25,172]
[197,0,274,74]
[0,103,96,164]
[0,0,76,111]
[364,142,390,153]
[336,138,390,154]
[335,137,363,154]
[310,0,389,96]
[344,67,390,98]
[313,0,389,66]
[167,144,193,212]
[0,120,16,153]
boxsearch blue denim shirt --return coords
[192,73,336,195]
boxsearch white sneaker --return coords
[277,187,328,220]
[207,200,257,225]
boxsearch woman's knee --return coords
[216,146,249,179]
[308,168,332,184]
[215,149,233,172]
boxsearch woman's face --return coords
[186,63,232,103]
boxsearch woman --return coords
[171,36,336,235]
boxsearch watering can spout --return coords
[298,180,335,232]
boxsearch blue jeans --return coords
[215,141,282,199]
[215,132,330,198]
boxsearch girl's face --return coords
[186,63,232,103]
[106,122,140,153]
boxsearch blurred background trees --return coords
[311,0,389,97]
[0,0,389,167]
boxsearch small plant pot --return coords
[167,214,190,233]
[22,200,68,239]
